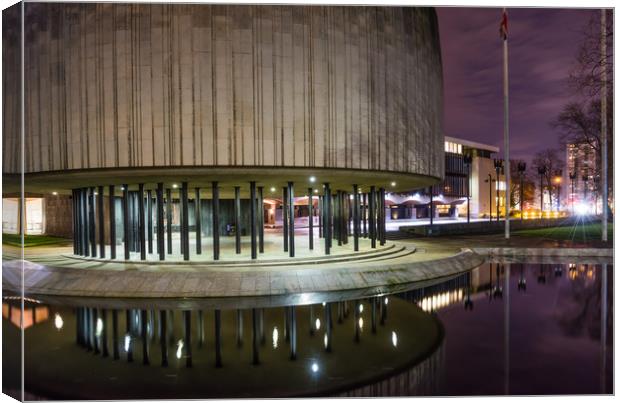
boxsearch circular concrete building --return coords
[3,4,444,261]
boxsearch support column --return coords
[212,181,220,261]
[258,186,264,253]
[72,190,78,255]
[353,185,359,251]
[181,182,190,261]
[109,186,116,259]
[308,188,314,250]
[369,186,376,248]
[362,193,368,238]
[147,190,153,254]
[215,309,223,368]
[82,189,89,256]
[195,188,202,255]
[318,196,323,238]
[288,182,295,257]
[89,187,97,257]
[379,188,386,246]
[324,184,331,255]
[282,187,288,252]
[156,183,164,261]
[235,186,241,254]
[123,185,130,260]
[249,182,257,259]
[166,188,172,255]
[138,184,146,260]
[98,186,105,258]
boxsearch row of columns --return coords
[74,298,389,368]
[72,183,387,261]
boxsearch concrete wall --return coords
[43,195,73,238]
[4,4,444,182]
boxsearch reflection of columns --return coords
[309,306,315,336]
[156,184,165,260]
[353,185,359,251]
[212,182,220,261]
[195,188,202,255]
[123,185,130,260]
[92,308,100,354]
[98,186,105,258]
[101,309,109,357]
[249,182,257,259]
[337,302,343,323]
[76,307,82,345]
[89,187,97,256]
[259,309,265,345]
[371,298,377,334]
[126,310,133,362]
[198,310,205,347]
[159,310,168,367]
[138,184,146,260]
[181,182,190,261]
[600,263,608,393]
[324,302,332,352]
[308,188,314,250]
[183,311,192,368]
[354,301,360,343]
[252,308,260,365]
[141,310,150,365]
[380,297,387,325]
[282,187,289,253]
[369,187,376,248]
[85,308,92,350]
[236,309,244,347]
[109,186,116,259]
[112,310,119,360]
[214,309,223,368]
[147,189,153,254]
[324,184,331,255]
[288,182,295,257]
[258,186,264,254]
[504,264,510,395]
[289,307,297,360]
[235,186,241,254]
[166,188,172,255]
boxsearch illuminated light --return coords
[94,192,98,196]
[309,176,316,183]
[323,333,328,348]
[384,297,389,305]
[314,189,318,193]
[311,362,319,373]
[124,334,131,352]
[270,187,276,192]
[358,317,364,330]
[54,313,63,330]
[52,191,58,196]
[315,318,321,330]
[575,203,589,216]
[358,304,364,313]
[272,327,279,349]
[322,302,326,307]
[96,318,103,337]
[176,340,184,359]
[120,186,125,191]
[391,182,396,187]
[172,184,178,189]
[391,331,398,347]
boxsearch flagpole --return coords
[503,8,510,239]
[600,9,607,242]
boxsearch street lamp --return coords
[569,171,577,215]
[494,159,503,222]
[485,174,496,222]
[463,154,473,224]
[537,165,547,219]
[517,162,527,220]
[553,169,562,212]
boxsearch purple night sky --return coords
[437,7,597,163]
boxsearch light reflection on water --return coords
[1,262,612,398]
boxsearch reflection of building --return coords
[3,4,444,260]
[386,136,504,221]
[2,297,49,329]
[565,142,600,214]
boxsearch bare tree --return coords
[509,159,535,209]
[531,148,564,192]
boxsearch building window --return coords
[2,197,45,235]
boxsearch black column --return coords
[195,188,202,255]
[334,191,341,246]
[123,185,130,260]
[82,188,89,256]
[181,182,190,261]
[362,193,368,238]
[156,183,165,261]
[166,188,172,255]
[258,186,264,253]
[89,187,97,257]
[215,309,223,368]
[235,186,242,255]
[72,190,78,254]
[183,311,192,368]
[250,182,257,259]
[379,188,386,246]
[109,186,116,259]
[308,188,314,250]
[288,182,295,257]
[369,186,376,248]
[429,186,434,226]
[324,184,331,255]
[252,308,260,365]
[282,187,288,252]
[318,196,323,238]
[138,184,146,260]
[353,185,359,251]
[147,190,153,254]
[212,182,220,261]
[159,310,168,367]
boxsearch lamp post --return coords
[569,171,577,215]
[537,165,547,220]
[517,162,526,221]
[494,159,503,222]
[463,154,473,224]
[553,169,562,212]
[485,174,495,222]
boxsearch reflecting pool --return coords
[2,262,612,399]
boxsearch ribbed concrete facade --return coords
[4,3,443,186]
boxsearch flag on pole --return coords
[500,9,508,40]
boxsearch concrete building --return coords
[565,142,600,214]
[3,4,444,260]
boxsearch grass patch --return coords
[513,222,613,242]
[2,234,72,248]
